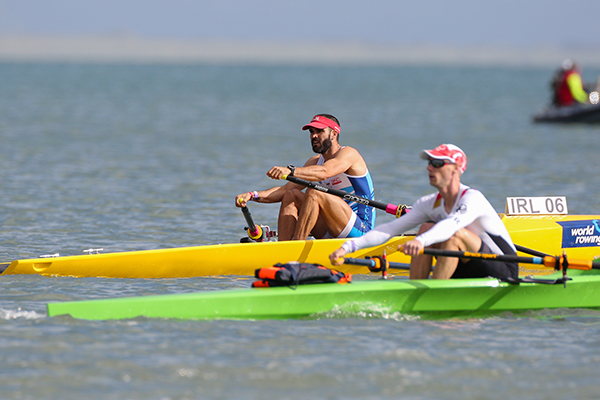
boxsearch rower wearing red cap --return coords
[235,114,376,241]
[330,144,518,281]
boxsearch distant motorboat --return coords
[533,89,600,124]
[533,102,600,124]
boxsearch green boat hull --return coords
[47,269,600,321]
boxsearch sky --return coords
[1,0,599,49]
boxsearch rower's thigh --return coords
[309,190,354,228]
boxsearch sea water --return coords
[1,62,600,399]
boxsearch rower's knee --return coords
[452,228,469,242]
[282,188,303,205]
[440,228,477,251]
[304,188,327,204]
[416,222,435,235]
[442,235,462,249]
[450,228,480,251]
[417,222,463,250]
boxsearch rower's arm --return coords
[235,180,303,207]
[293,147,363,181]
[251,182,302,204]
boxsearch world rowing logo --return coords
[557,219,600,248]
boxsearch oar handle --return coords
[283,175,409,217]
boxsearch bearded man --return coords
[235,114,376,241]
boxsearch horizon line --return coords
[2,35,600,67]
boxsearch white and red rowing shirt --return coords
[342,183,515,255]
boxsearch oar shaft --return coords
[241,206,261,237]
[514,244,551,258]
[422,248,600,270]
[283,175,407,217]
[343,257,410,270]
[422,248,545,265]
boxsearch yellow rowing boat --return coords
[502,214,600,274]
[1,236,412,278]
[2,213,599,279]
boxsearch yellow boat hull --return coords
[3,214,600,278]
[501,214,600,274]
[1,237,413,278]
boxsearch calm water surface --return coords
[1,62,600,399]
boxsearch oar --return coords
[282,174,409,217]
[239,200,265,242]
[420,248,600,271]
[341,252,408,280]
[343,257,410,271]
[514,244,551,258]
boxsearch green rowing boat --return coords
[46,268,600,321]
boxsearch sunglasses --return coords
[428,159,450,168]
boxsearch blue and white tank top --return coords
[316,154,376,230]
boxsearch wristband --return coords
[248,191,259,201]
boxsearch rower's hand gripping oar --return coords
[282,175,410,217]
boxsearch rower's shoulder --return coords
[336,146,368,175]
[336,145,364,160]
[338,145,358,153]
[304,155,321,166]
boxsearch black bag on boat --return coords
[252,262,352,288]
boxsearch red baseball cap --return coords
[420,144,467,174]
[302,115,341,133]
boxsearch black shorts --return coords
[450,242,518,280]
